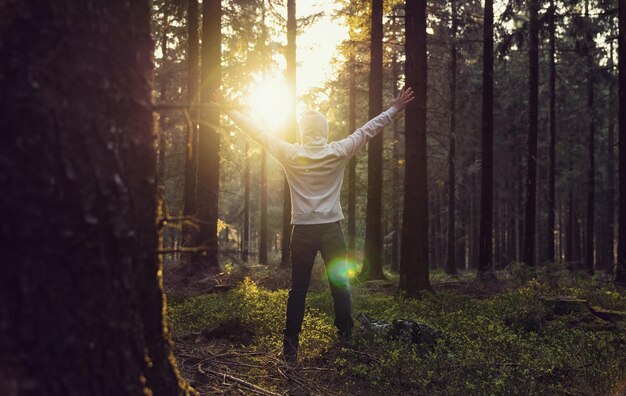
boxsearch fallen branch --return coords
[197,364,280,396]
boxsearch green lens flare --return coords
[326,257,358,285]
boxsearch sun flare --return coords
[248,75,293,132]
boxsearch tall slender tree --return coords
[523,0,539,267]
[391,52,401,273]
[157,13,169,185]
[362,0,386,280]
[478,0,495,279]
[446,0,458,276]
[260,151,269,264]
[616,0,626,284]
[607,20,616,275]
[401,0,431,295]
[259,3,269,265]
[584,0,595,275]
[196,0,221,269]
[182,0,200,263]
[348,55,357,256]
[242,139,250,262]
[281,0,297,268]
[0,1,189,393]
[546,0,557,263]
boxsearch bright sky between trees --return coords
[249,0,348,130]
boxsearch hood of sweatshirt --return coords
[297,110,328,146]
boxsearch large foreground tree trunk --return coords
[0,1,189,394]
[362,0,386,280]
[401,0,431,295]
[616,0,626,284]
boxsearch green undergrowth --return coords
[168,277,626,395]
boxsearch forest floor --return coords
[166,262,626,395]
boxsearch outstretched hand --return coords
[392,87,415,112]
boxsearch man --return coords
[213,87,414,366]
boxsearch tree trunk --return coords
[478,0,496,279]
[196,0,221,270]
[584,1,595,275]
[400,0,431,295]
[348,56,357,256]
[616,0,626,284]
[547,0,557,263]
[566,149,575,268]
[392,53,401,273]
[523,0,539,267]
[281,0,297,268]
[362,0,386,280]
[158,17,169,185]
[469,170,478,269]
[607,24,615,275]
[0,1,189,393]
[242,141,250,262]
[517,152,524,263]
[260,152,268,264]
[182,0,200,263]
[446,0,458,275]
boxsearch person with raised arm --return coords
[213,87,414,367]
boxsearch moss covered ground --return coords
[167,265,626,395]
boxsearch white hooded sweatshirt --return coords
[228,107,398,225]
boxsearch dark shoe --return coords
[280,350,298,369]
[281,336,299,369]
[337,330,353,348]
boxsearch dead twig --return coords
[197,363,280,396]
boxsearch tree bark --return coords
[242,140,250,262]
[182,0,200,263]
[446,0,458,276]
[281,0,297,268]
[362,0,386,280]
[523,0,539,267]
[196,0,221,270]
[260,152,268,264]
[607,23,615,275]
[566,151,574,268]
[0,1,189,394]
[392,52,401,273]
[400,0,431,295]
[478,0,496,279]
[547,0,557,263]
[584,1,595,275]
[158,16,169,185]
[348,56,357,256]
[616,0,626,284]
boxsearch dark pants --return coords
[283,221,354,345]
